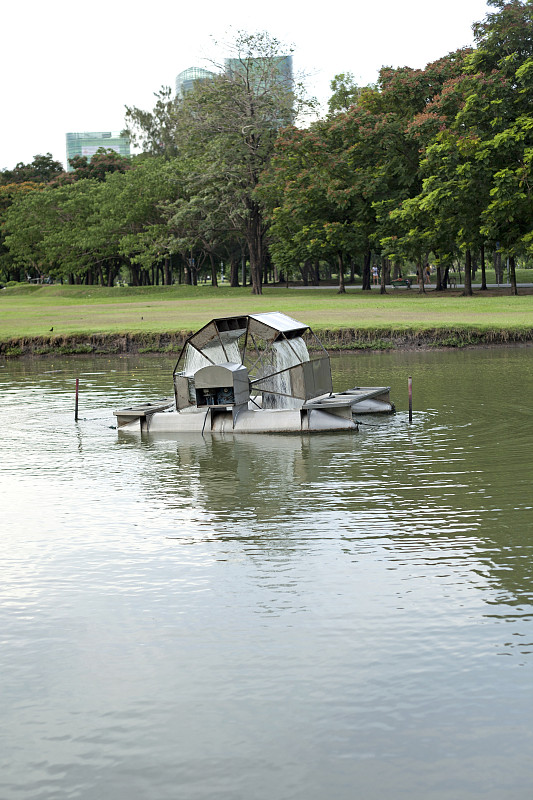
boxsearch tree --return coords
[67,148,131,181]
[410,0,533,295]
[124,86,179,158]
[4,178,127,286]
[126,31,311,294]
[259,121,370,292]
[161,163,246,287]
[0,153,64,186]
[328,73,367,114]
[91,157,186,286]
[0,182,44,281]
[262,49,472,292]
[3,185,65,281]
[177,32,312,294]
[468,1,533,294]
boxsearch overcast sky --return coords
[2,0,491,171]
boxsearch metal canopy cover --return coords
[248,312,309,339]
[183,313,309,354]
[174,312,313,376]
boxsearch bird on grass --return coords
[49,327,53,332]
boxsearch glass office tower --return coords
[65,132,130,171]
[224,55,293,90]
[175,67,215,99]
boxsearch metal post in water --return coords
[408,376,412,423]
[75,378,79,422]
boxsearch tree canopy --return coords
[0,153,64,186]
[3,7,533,293]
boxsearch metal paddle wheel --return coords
[114,312,394,433]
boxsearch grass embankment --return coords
[1,283,532,357]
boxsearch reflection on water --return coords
[0,347,532,800]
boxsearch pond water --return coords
[1,346,532,800]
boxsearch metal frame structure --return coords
[114,312,394,433]
[173,313,332,409]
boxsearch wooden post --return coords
[408,376,412,423]
[75,378,79,422]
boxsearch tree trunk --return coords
[209,252,218,287]
[380,257,387,294]
[509,255,518,296]
[130,264,140,286]
[416,260,425,293]
[247,204,263,295]
[480,244,487,291]
[435,265,443,291]
[463,249,473,296]
[262,249,270,285]
[362,251,371,291]
[337,252,346,294]
[230,255,240,287]
[164,257,171,285]
[184,258,192,285]
[494,250,503,283]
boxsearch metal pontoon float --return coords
[114,312,394,434]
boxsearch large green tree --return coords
[176,32,309,294]
[262,51,469,291]
[394,0,533,295]
[124,31,312,294]
[0,153,64,186]
[0,182,44,281]
[66,148,132,182]
[124,87,179,158]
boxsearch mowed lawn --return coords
[1,284,533,340]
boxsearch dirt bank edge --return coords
[2,326,533,359]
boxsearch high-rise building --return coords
[175,67,215,99]
[224,55,293,91]
[224,55,294,126]
[65,131,130,171]
[175,56,293,100]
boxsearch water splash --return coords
[183,342,241,374]
[262,337,310,410]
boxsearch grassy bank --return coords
[1,284,532,356]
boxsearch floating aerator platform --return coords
[114,312,394,434]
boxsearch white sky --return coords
[1,0,490,171]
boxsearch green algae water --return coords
[1,346,532,800]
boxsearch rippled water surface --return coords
[1,347,532,800]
